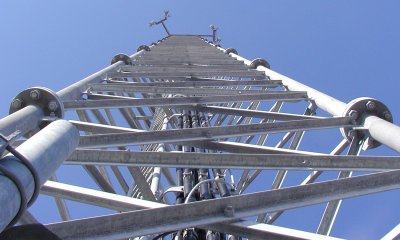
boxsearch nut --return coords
[11,98,23,109]
[366,101,376,111]
[29,90,41,100]
[224,205,235,217]
[48,101,58,111]
[348,110,359,119]
[383,111,393,121]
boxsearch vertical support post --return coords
[150,115,169,196]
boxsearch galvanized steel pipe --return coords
[229,52,400,153]
[0,120,79,231]
[57,52,146,101]
[0,105,44,142]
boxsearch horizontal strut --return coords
[78,117,354,148]
[66,149,400,171]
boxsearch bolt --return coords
[348,110,359,119]
[348,130,357,138]
[224,205,235,217]
[366,101,376,111]
[30,90,41,100]
[383,111,393,121]
[11,98,23,109]
[48,101,58,111]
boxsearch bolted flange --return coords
[9,87,64,119]
[249,58,271,69]
[136,45,151,52]
[111,53,132,65]
[225,48,238,55]
[341,97,393,148]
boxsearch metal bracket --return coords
[9,87,64,119]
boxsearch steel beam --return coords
[99,79,282,87]
[66,149,400,171]
[78,117,354,148]
[120,65,250,71]
[191,105,322,120]
[63,92,308,110]
[41,181,339,240]
[40,181,165,212]
[89,85,268,96]
[107,70,264,79]
[69,120,145,134]
[45,170,400,239]
[210,221,343,240]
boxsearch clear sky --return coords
[0,1,399,239]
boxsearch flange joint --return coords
[9,87,64,119]
[341,97,393,149]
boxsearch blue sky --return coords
[0,1,399,239]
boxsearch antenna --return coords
[210,25,219,43]
[150,11,221,44]
[149,10,171,36]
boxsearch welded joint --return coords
[340,97,393,149]
[9,87,64,119]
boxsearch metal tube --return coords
[63,92,308,110]
[150,116,168,196]
[229,53,347,116]
[98,80,282,88]
[364,115,400,152]
[0,105,44,142]
[230,52,400,153]
[90,85,266,96]
[45,169,400,239]
[0,119,79,231]
[40,181,341,240]
[78,117,354,148]
[57,51,141,101]
[0,50,140,168]
[381,224,400,240]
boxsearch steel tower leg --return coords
[0,120,79,231]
